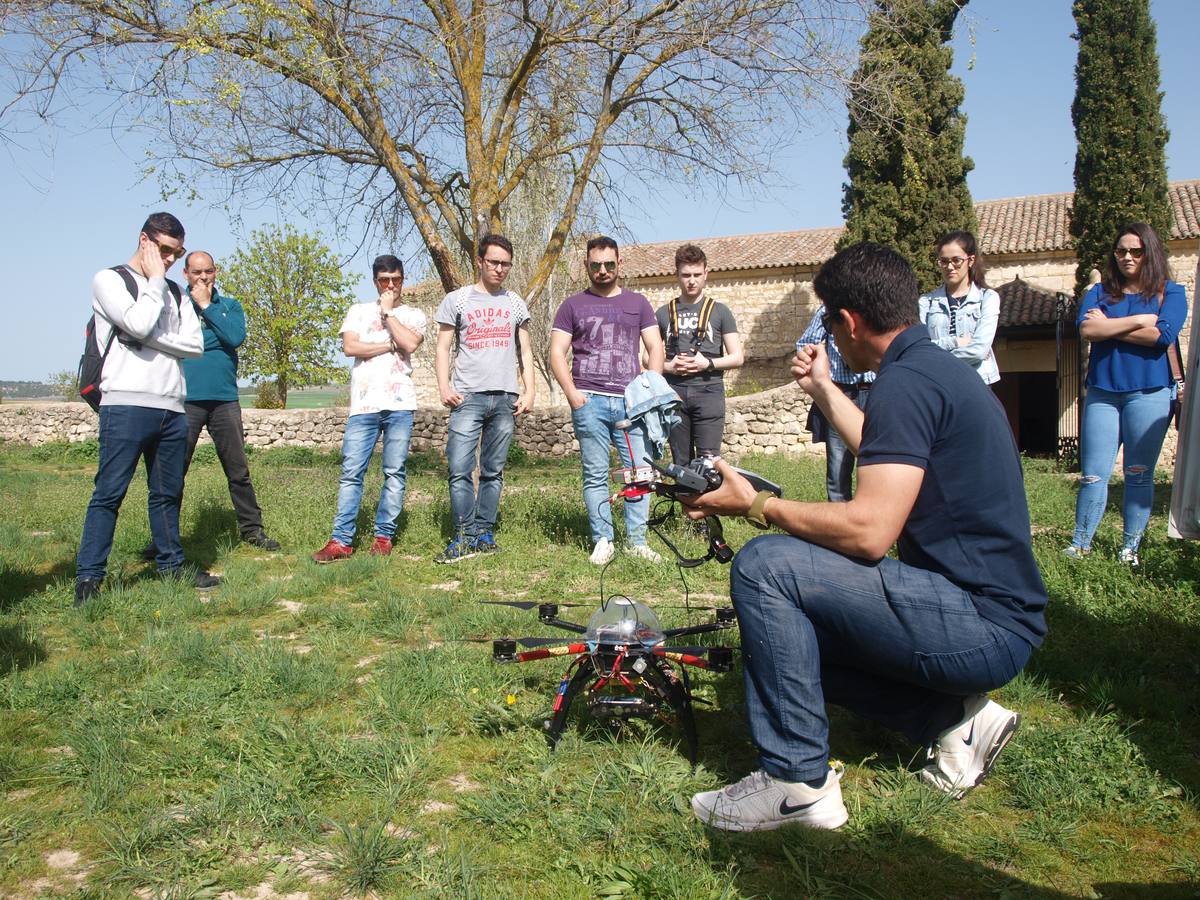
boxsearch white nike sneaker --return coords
[920,694,1020,799]
[627,543,662,563]
[691,765,848,832]
[589,538,616,565]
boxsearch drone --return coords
[478,447,782,763]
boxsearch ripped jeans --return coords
[1072,385,1172,552]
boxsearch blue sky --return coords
[2,0,1197,381]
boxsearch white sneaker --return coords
[627,544,662,563]
[1118,547,1140,567]
[920,695,1020,799]
[589,538,616,565]
[691,766,848,832]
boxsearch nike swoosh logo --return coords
[963,720,976,747]
[779,798,821,816]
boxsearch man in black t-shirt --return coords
[656,244,743,463]
[683,244,1047,833]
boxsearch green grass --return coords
[0,442,1197,897]
[237,386,347,409]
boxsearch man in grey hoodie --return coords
[74,212,220,607]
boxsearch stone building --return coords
[620,179,1200,459]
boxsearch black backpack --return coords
[78,267,183,411]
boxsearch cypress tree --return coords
[838,0,975,290]
[1070,0,1171,297]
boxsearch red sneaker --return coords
[312,539,353,564]
[369,536,393,557]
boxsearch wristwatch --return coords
[745,490,773,529]
[706,356,716,373]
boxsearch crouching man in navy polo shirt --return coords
[683,243,1047,832]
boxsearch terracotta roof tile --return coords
[622,179,1200,278]
[995,278,1064,328]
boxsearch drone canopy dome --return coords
[584,598,664,647]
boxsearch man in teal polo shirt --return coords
[148,250,279,553]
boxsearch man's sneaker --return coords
[74,578,102,608]
[435,537,478,564]
[589,538,616,565]
[473,533,500,554]
[1061,545,1090,560]
[691,766,849,832]
[369,536,393,557]
[312,540,353,564]
[1118,547,1140,567]
[243,531,281,551]
[141,542,158,562]
[920,695,1020,800]
[159,568,222,591]
[627,543,662,563]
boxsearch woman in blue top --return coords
[918,230,1001,384]
[1064,222,1188,566]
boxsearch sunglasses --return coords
[148,236,186,260]
[821,310,837,332]
[1113,247,1145,259]
[376,275,404,285]
[588,260,617,274]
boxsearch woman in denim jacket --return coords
[1063,222,1188,567]
[918,231,1000,385]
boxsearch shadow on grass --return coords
[0,624,47,673]
[0,559,73,612]
[1029,586,1200,796]
[709,827,1073,899]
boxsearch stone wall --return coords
[0,384,821,461]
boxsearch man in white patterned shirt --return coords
[312,254,427,562]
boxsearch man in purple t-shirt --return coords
[550,236,666,564]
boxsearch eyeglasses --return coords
[481,258,513,270]
[376,275,404,285]
[1113,247,1145,259]
[936,256,969,269]
[588,260,617,274]
[821,310,836,332]
[149,236,186,260]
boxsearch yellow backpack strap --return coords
[668,297,679,338]
[696,295,716,342]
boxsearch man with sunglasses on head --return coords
[550,236,666,565]
[75,212,218,607]
[141,251,280,561]
[433,234,535,564]
[313,255,426,563]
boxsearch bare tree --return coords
[3,0,869,303]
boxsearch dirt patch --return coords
[278,599,304,614]
[45,849,81,869]
[355,655,381,668]
[446,773,481,793]
[6,788,36,802]
[217,883,310,900]
[419,800,455,815]
[431,581,461,591]
[290,644,314,655]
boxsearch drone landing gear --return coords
[541,655,699,766]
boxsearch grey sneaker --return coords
[691,765,848,832]
[920,695,1020,799]
[1061,545,1090,560]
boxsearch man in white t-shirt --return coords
[432,234,535,563]
[312,254,427,562]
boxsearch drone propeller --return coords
[456,635,576,649]
[480,600,590,611]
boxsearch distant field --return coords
[237,386,345,409]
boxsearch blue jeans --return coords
[331,410,414,544]
[730,535,1031,783]
[570,392,650,546]
[1072,385,1172,552]
[446,392,516,539]
[825,386,870,502]
[77,405,189,579]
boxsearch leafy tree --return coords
[3,0,875,304]
[837,0,975,289]
[220,226,355,407]
[47,370,80,402]
[1070,0,1170,297]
